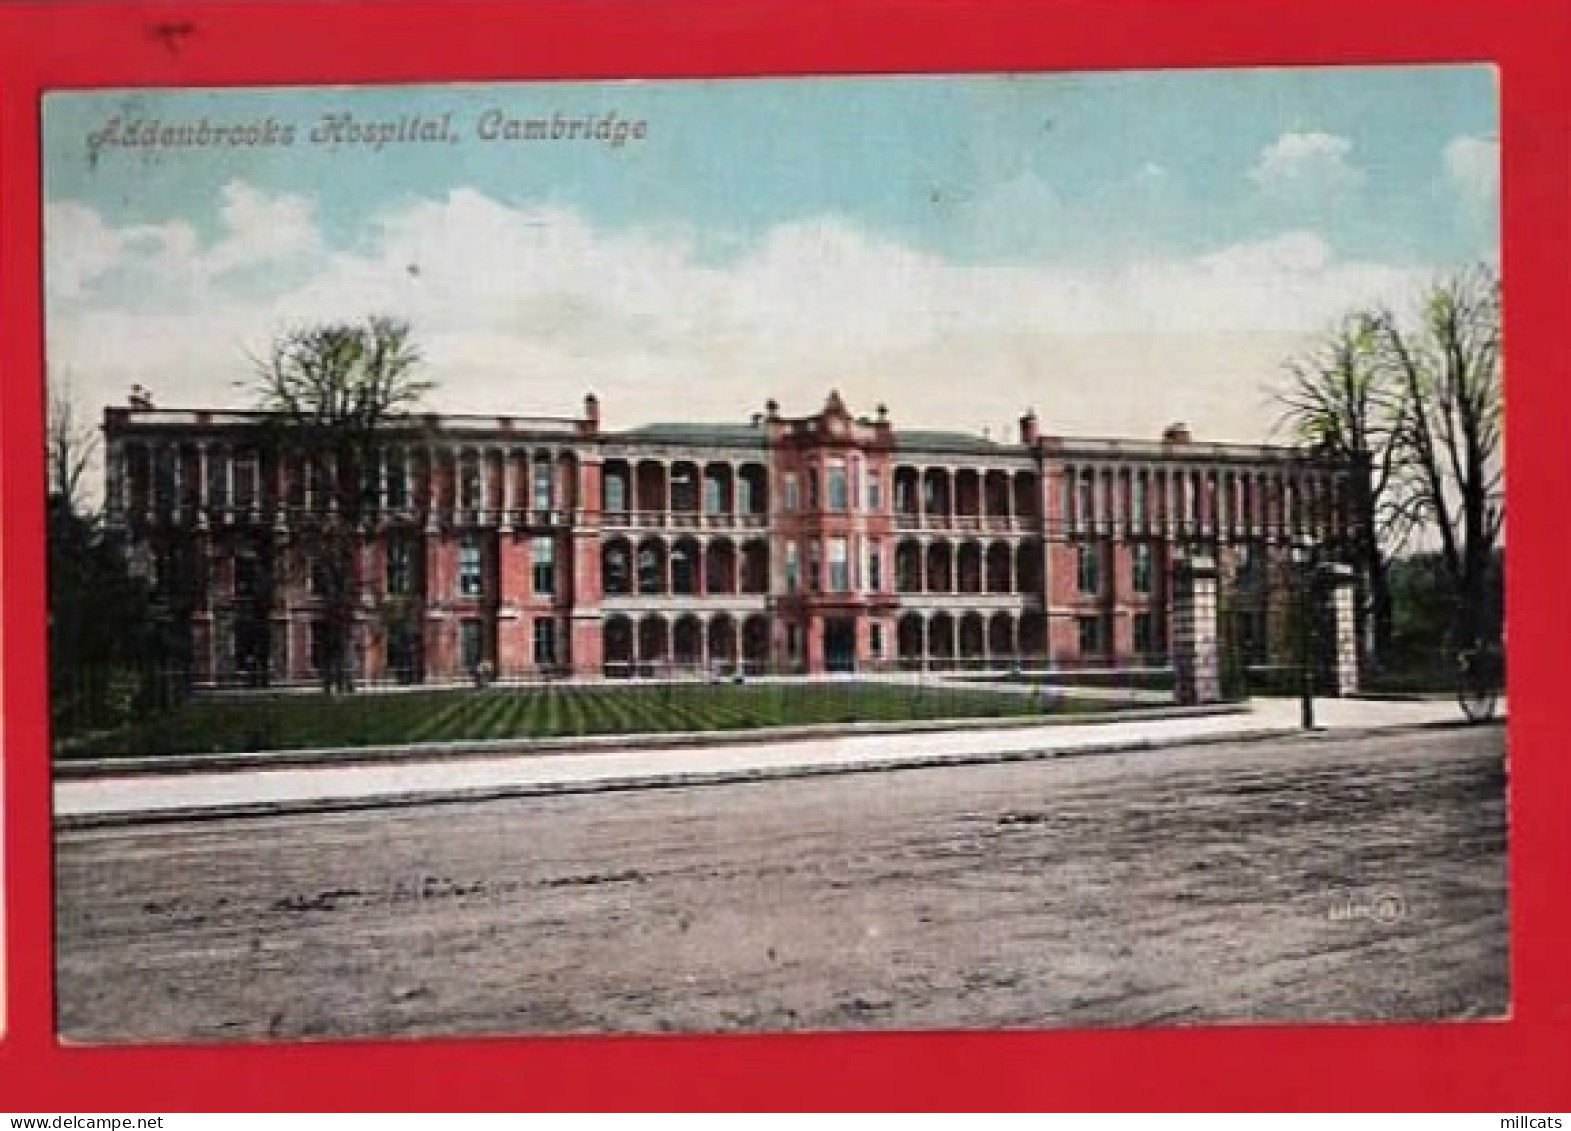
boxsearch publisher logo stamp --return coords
[1327,890,1408,924]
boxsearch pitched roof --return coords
[609,422,768,447]
[895,429,1023,456]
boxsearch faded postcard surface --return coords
[45,70,1506,1042]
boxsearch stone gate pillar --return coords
[1318,562,1359,696]
[1173,554,1221,705]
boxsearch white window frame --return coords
[458,535,484,598]
[532,535,555,596]
[828,536,850,593]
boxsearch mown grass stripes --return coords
[64,680,1086,759]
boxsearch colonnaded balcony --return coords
[894,608,1052,673]
[600,535,771,601]
[599,534,773,677]
[1056,459,1348,545]
[599,459,770,532]
[601,611,774,678]
[892,536,1044,599]
[887,534,1050,674]
[891,466,1041,534]
[889,533,1051,674]
[109,431,590,534]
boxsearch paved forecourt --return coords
[54,696,1486,824]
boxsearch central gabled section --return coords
[765,391,899,672]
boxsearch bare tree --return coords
[1277,314,1419,665]
[1370,263,1504,648]
[48,373,100,520]
[251,316,432,693]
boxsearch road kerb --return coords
[54,715,1495,831]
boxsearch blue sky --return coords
[44,67,1498,440]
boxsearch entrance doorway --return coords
[387,618,424,684]
[234,617,271,687]
[823,617,857,673]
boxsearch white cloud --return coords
[1250,132,1365,203]
[1445,134,1499,205]
[206,180,321,276]
[45,179,319,304]
[45,201,126,299]
[48,187,1432,444]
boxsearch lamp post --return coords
[1291,534,1317,730]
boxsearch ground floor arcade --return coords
[191,603,1182,685]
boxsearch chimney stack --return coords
[1162,422,1192,445]
[582,392,601,433]
[1019,408,1040,446]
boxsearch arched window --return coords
[604,543,631,595]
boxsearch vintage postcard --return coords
[44,68,1506,1043]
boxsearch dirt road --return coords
[55,725,1508,1042]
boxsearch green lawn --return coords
[60,680,1098,759]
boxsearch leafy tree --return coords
[1369,264,1504,650]
[1384,549,1505,683]
[1277,313,1416,666]
[47,379,168,743]
[249,316,432,693]
[1277,263,1503,664]
[48,492,177,743]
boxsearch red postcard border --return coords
[2,0,1567,1111]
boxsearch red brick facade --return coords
[103,393,1357,684]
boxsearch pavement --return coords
[53,694,1497,826]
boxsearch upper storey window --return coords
[605,474,626,514]
[386,537,417,597]
[152,448,178,512]
[1132,544,1154,594]
[385,450,408,509]
[460,459,482,510]
[234,450,259,510]
[827,537,850,592]
[827,460,849,512]
[533,536,556,596]
[458,534,484,597]
[669,465,697,512]
[1077,543,1102,595]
